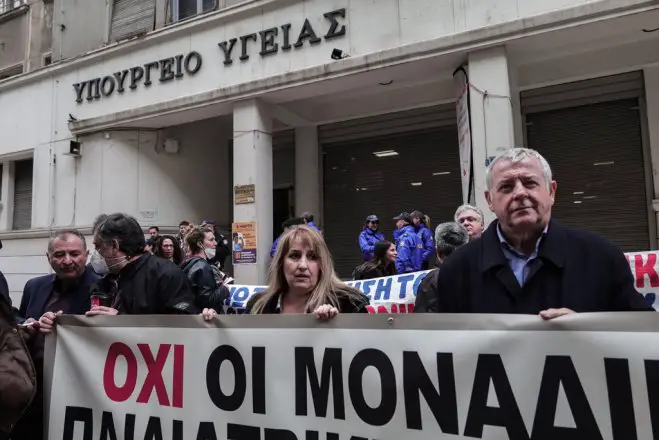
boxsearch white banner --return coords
[226,251,659,313]
[46,313,659,440]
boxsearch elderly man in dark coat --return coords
[422,148,652,317]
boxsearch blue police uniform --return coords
[270,236,280,257]
[416,224,435,265]
[270,221,321,257]
[395,225,423,274]
[358,228,385,261]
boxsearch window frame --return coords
[0,63,24,81]
[171,0,216,23]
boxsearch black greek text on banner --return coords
[45,314,659,440]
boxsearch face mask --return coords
[90,250,109,275]
[204,247,216,260]
[90,248,128,275]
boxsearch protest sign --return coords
[46,313,659,440]
[224,271,431,314]
[232,222,257,264]
[224,250,659,314]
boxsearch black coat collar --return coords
[481,219,566,272]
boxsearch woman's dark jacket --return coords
[181,257,229,312]
[246,288,370,314]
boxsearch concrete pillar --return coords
[0,162,15,230]
[643,66,659,249]
[25,1,45,72]
[468,46,516,225]
[294,126,321,221]
[232,99,273,284]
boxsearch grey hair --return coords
[434,222,469,258]
[485,148,553,191]
[47,229,87,254]
[454,204,484,224]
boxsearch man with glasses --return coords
[359,215,385,261]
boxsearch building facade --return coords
[1,0,659,302]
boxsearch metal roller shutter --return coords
[110,0,156,42]
[523,72,650,251]
[12,159,33,231]
[321,105,461,278]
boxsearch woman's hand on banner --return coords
[539,308,576,320]
[39,310,63,333]
[313,304,339,320]
[201,308,217,321]
[86,306,119,317]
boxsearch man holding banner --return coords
[426,148,652,316]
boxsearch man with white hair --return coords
[414,222,469,313]
[429,147,652,318]
[454,204,485,241]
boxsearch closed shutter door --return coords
[321,105,461,278]
[110,0,155,42]
[523,72,650,251]
[12,159,33,231]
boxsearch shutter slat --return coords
[12,159,33,231]
[322,105,461,278]
[110,0,155,42]
[319,105,457,144]
[521,71,643,113]
[526,98,649,251]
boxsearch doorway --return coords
[273,186,294,239]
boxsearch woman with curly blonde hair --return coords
[248,225,369,318]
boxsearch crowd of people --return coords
[0,147,655,439]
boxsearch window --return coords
[0,64,23,81]
[0,0,26,15]
[12,159,33,231]
[110,0,156,42]
[172,0,216,23]
[43,53,52,67]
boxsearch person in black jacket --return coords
[82,213,201,316]
[181,227,229,312]
[414,222,469,313]
[423,148,653,317]
[200,220,231,271]
[352,240,397,280]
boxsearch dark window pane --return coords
[203,0,216,12]
[178,0,197,20]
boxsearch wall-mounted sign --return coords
[73,51,202,103]
[453,66,474,205]
[234,184,255,205]
[218,9,346,65]
[232,221,257,264]
[72,9,347,104]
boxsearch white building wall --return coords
[0,117,232,302]
[2,0,649,151]
[73,120,232,229]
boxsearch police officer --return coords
[411,210,435,270]
[358,215,385,261]
[392,212,423,274]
